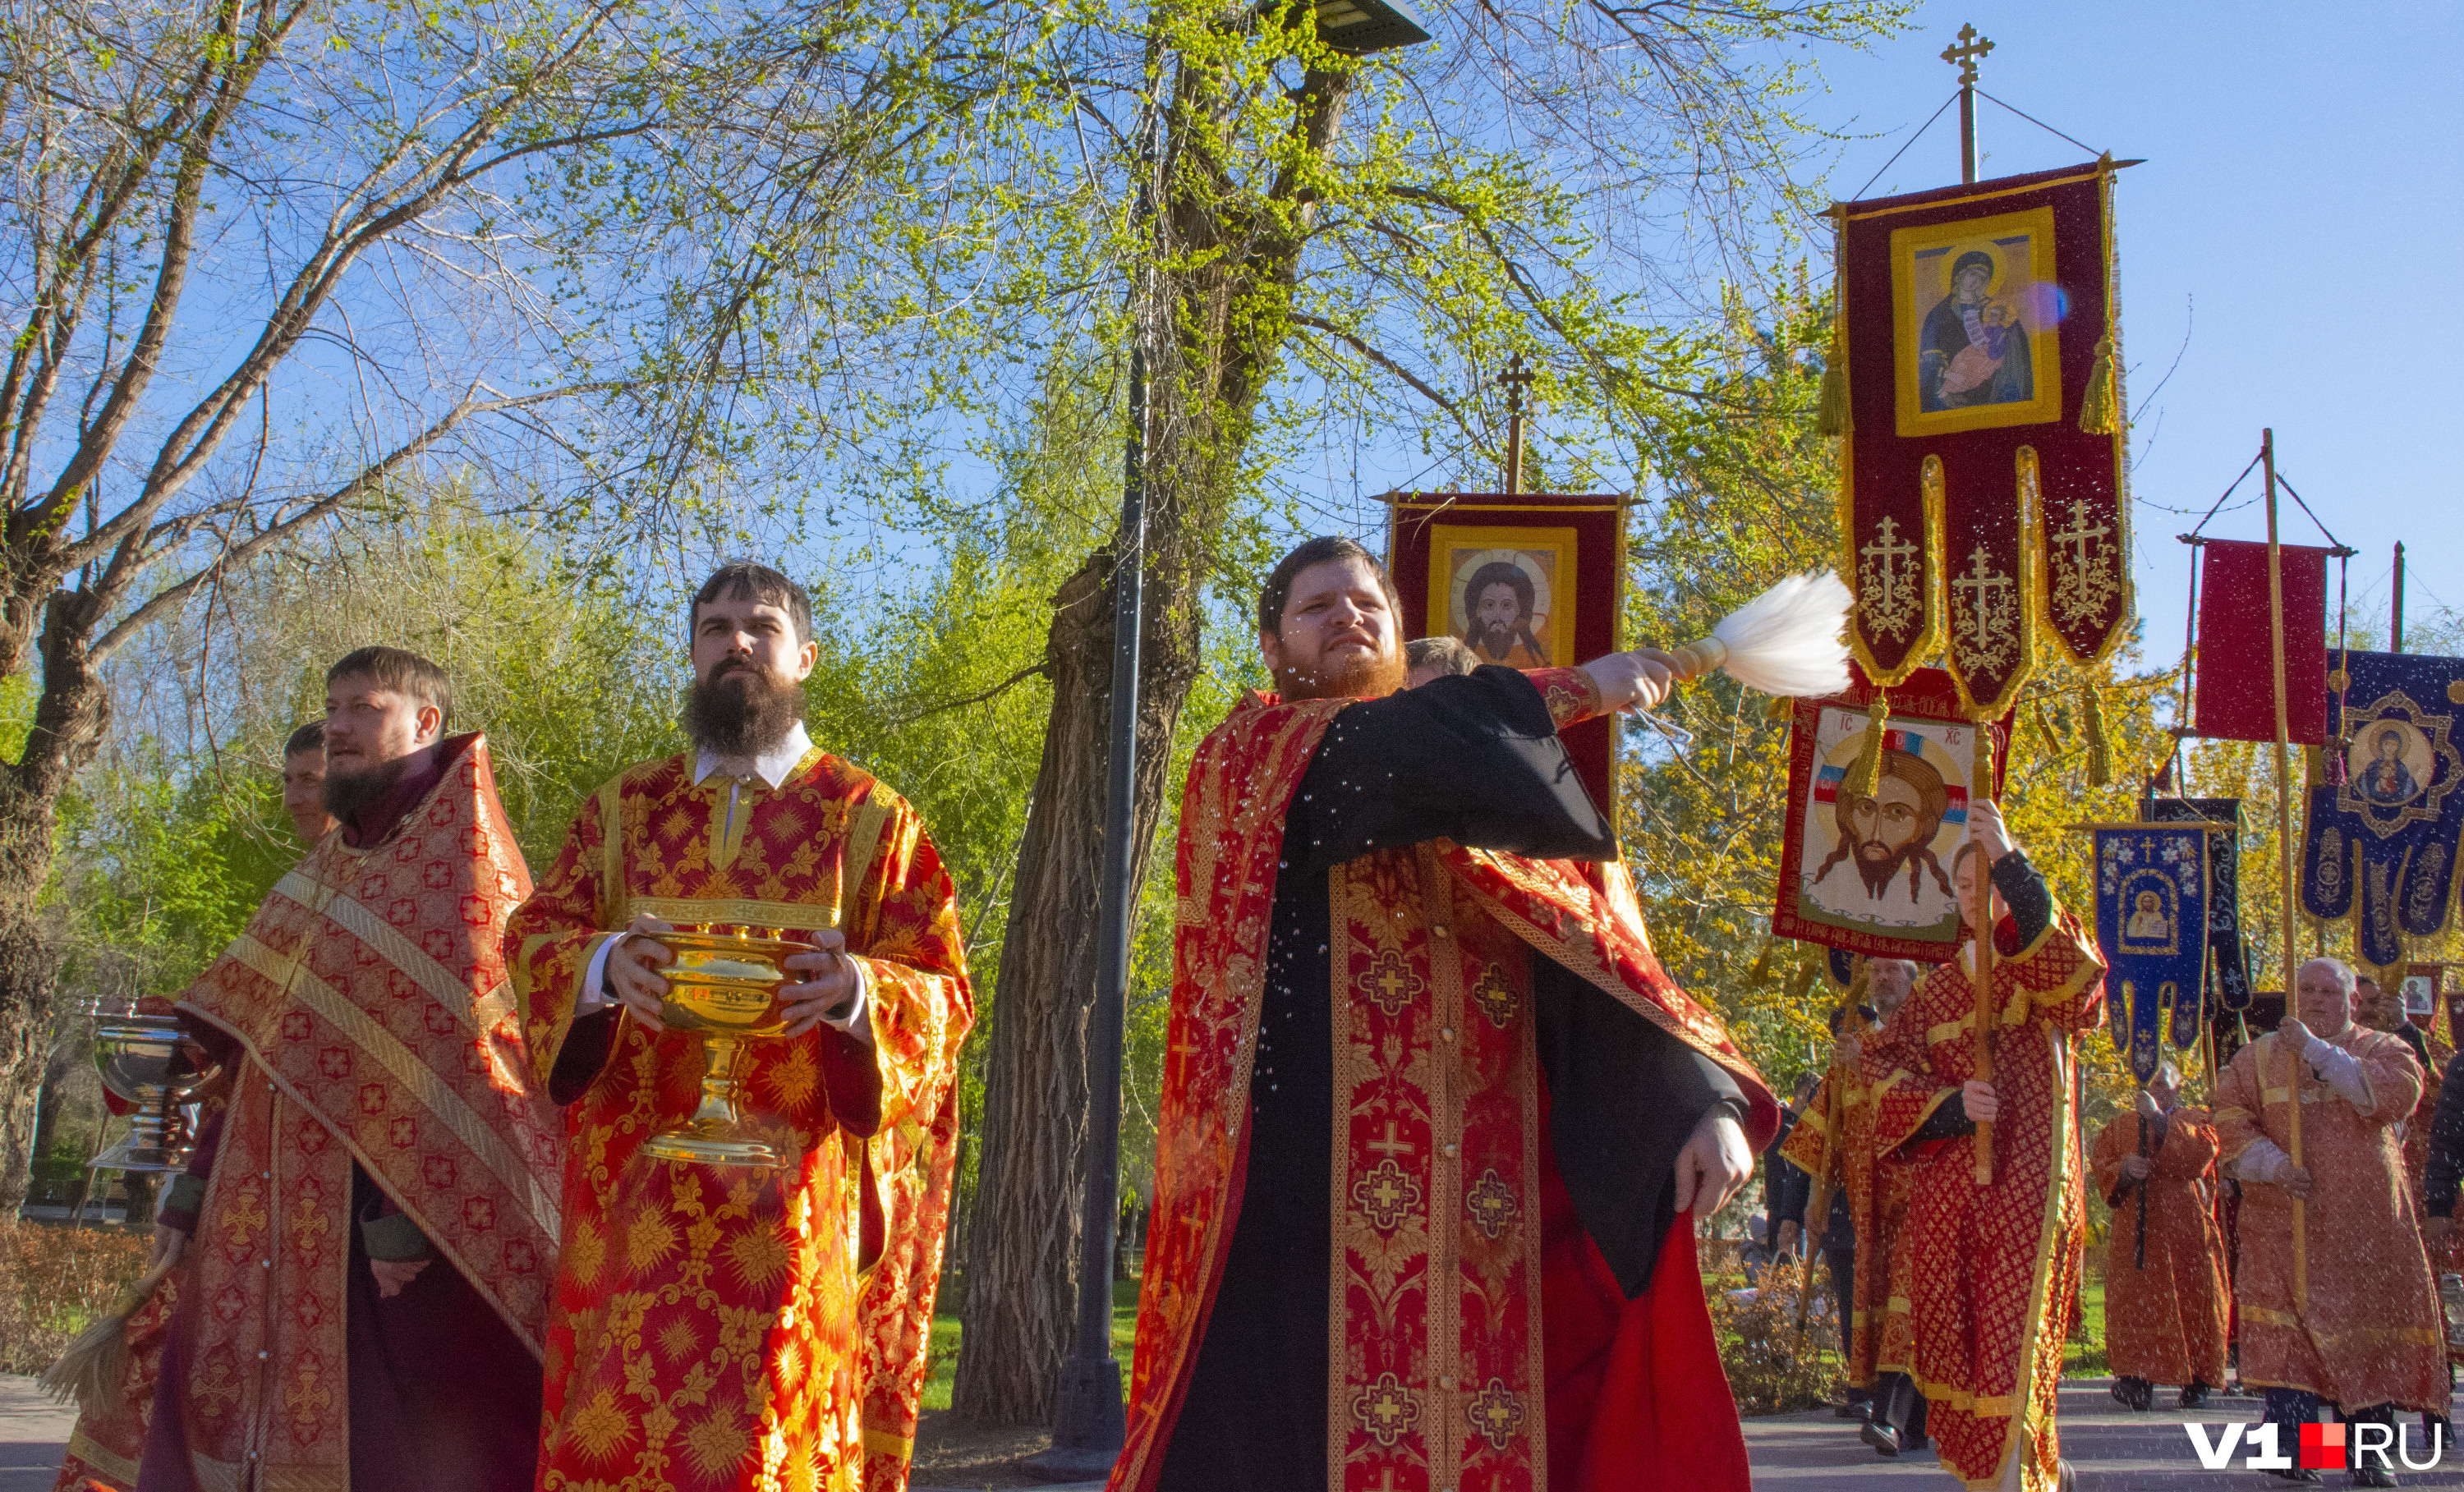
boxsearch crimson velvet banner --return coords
[1386,491,1625,813]
[2191,538,2332,746]
[1832,160,2132,718]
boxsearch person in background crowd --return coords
[2089,1062,2230,1412]
[1404,633,1478,686]
[2215,957,2445,1487]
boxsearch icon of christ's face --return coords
[1469,583,1525,657]
[1840,772,1939,899]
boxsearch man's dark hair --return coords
[1465,560,1535,622]
[1405,636,1477,677]
[1257,535,1401,638]
[326,647,453,731]
[284,720,326,757]
[692,561,814,645]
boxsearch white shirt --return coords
[577,722,871,1044]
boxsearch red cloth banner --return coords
[1386,492,1625,812]
[1772,667,2011,962]
[2191,539,2330,745]
[1833,161,2132,714]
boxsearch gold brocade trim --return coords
[624,896,843,934]
[1946,448,2039,719]
[2002,1025,2076,1488]
[67,1426,139,1483]
[595,774,627,929]
[2210,1106,2252,1124]
[2241,1304,2439,1347]
[840,784,900,940]
[860,1428,915,1458]
[1928,1014,1973,1046]
[275,870,517,1034]
[222,935,562,1242]
[1871,1068,1909,1098]
[1841,170,2107,222]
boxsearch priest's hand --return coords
[149,1224,186,1272]
[370,1257,431,1298]
[1578,649,1676,714]
[1961,1080,1999,1124]
[1832,1033,1861,1069]
[2276,1017,2310,1048]
[2118,1154,2153,1182]
[608,915,682,1034]
[2274,1162,2313,1200]
[1967,799,2015,863]
[779,930,862,1040]
[1672,1109,1751,1217]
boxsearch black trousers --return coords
[1823,1244,1855,1364]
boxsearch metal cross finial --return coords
[1500,352,1535,497]
[1500,351,1534,414]
[1941,22,1993,86]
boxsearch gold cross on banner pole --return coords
[1501,352,1534,497]
[1941,23,1993,182]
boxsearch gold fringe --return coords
[1843,692,1890,801]
[2078,337,2121,434]
[2081,681,2112,787]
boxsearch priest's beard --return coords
[1270,646,1409,703]
[322,753,410,826]
[685,660,806,758]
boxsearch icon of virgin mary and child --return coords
[1919,247,2034,411]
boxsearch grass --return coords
[921,1277,1140,1412]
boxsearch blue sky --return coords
[1809,1,2462,672]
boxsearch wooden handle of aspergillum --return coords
[1668,636,1726,682]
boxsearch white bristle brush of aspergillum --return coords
[1663,572,1854,698]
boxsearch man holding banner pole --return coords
[2213,957,2444,1485]
[1861,800,2103,1490]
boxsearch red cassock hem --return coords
[1539,1075,1749,1492]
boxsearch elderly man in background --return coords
[2089,1062,2229,1412]
[1403,633,1478,686]
[2214,957,2446,1486]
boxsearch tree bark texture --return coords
[950,545,1199,1425]
[949,63,1354,1425]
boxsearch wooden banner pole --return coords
[2262,426,2307,1310]
[1971,720,1996,1187]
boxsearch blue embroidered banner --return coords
[2146,796,2252,1015]
[2095,825,2211,1081]
[2299,651,2464,968]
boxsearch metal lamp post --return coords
[1023,5,1432,1479]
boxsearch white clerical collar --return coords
[693,721,814,790]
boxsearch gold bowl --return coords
[641,928,816,1169]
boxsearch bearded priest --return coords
[509,562,972,1492]
[1110,536,1779,1492]
[140,649,565,1492]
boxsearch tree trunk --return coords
[0,583,113,1212]
[950,544,1198,1425]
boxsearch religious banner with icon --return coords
[1827,159,2131,718]
[1772,667,2011,962]
[2300,650,2464,969]
[1386,489,1625,810]
[2145,795,2254,1013]
[2094,824,2212,1081]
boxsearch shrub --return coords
[0,1220,149,1375]
[1711,1256,1844,1415]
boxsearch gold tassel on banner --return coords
[2081,680,2113,787]
[1842,692,1890,801]
[1816,337,1850,437]
[2078,337,2121,434]
[1768,694,1794,723]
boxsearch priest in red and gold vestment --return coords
[510,563,972,1492]
[141,650,566,1492]
[53,725,341,1492]
[2087,1065,2229,1412]
[1777,957,1920,1428]
[1863,806,2104,1491]
[1111,537,1779,1492]
[2213,957,2445,1481]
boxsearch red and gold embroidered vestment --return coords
[1111,682,1778,1492]
[509,749,971,1492]
[166,735,566,1491]
[1865,916,2103,1492]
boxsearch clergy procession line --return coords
[35,540,2464,1492]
